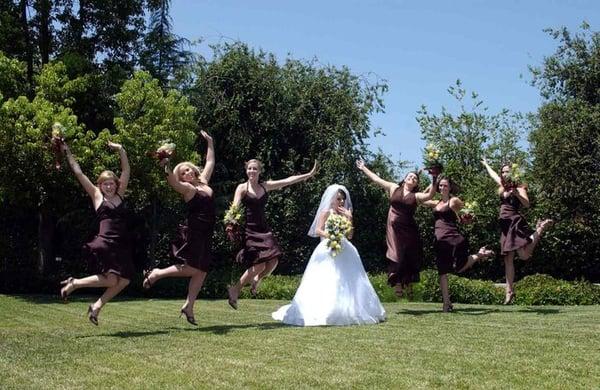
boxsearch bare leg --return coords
[503,251,516,304]
[144,264,199,289]
[61,273,119,298]
[457,247,495,273]
[439,274,452,312]
[228,263,266,309]
[393,283,404,298]
[517,219,554,260]
[251,258,279,295]
[87,276,130,325]
[182,270,207,315]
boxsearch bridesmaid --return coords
[356,160,437,297]
[422,176,495,312]
[482,158,553,304]
[59,140,134,325]
[142,131,216,326]
[227,159,318,309]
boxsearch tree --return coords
[417,80,529,278]
[139,0,195,87]
[187,42,390,273]
[529,23,600,281]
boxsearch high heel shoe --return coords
[477,246,495,261]
[227,287,238,310]
[179,308,198,326]
[503,292,516,305]
[250,279,258,298]
[60,277,74,302]
[142,269,155,290]
[87,305,99,326]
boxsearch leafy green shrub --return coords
[417,269,505,304]
[515,274,600,305]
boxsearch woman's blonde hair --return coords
[96,170,120,191]
[244,159,263,173]
[173,162,202,183]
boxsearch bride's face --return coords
[332,192,346,209]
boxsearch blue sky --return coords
[171,0,599,165]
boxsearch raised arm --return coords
[415,175,438,203]
[62,143,102,206]
[263,161,318,191]
[199,131,215,184]
[481,158,502,187]
[108,141,130,196]
[160,158,197,200]
[356,160,397,197]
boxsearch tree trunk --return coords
[37,209,55,276]
[19,0,34,90]
[35,0,52,64]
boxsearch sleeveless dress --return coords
[385,187,423,286]
[272,212,386,326]
[236,183,283,267]
[499,192,534,255]
[171,189,216,272]
[433,201,469,275]
[83,195,135,279]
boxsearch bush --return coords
[416,269,505,305]
[515,274,600,305]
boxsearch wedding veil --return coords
[307,184,353,237]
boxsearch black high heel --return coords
[60,277,74,302]
[180,308,198,326]
[142,269,155,290]
[227,287,238,310]
[87,305,99,326]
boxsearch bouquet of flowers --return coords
[459,200,478,224]
[423,143,443,175]
[502,163,523,190]
[325,213,353,257]
[223,203,245,242]
[50,122,66,170]
[149,139,176,161]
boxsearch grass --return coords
[0,295,599,389]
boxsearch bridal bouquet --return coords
[502,163,523,190]
[459,200,478,224]
[149,139,176,161]
[224,203,245,242]
[325,214,353,257]
[423,143,443,175]
[50,122,66,170]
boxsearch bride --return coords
[272,184,386,326]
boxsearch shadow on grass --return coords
[173,322,287,335]
[397,306,560,316]
[79,322,286,338]
[7,294,148,305]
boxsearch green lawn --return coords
[0,295,598,389]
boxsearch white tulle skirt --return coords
[272,238,386,326]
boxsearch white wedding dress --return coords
[272,235,386,326]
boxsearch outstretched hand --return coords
[200,130,213,143]
[107,141,123,152]
[355,159,366,171]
